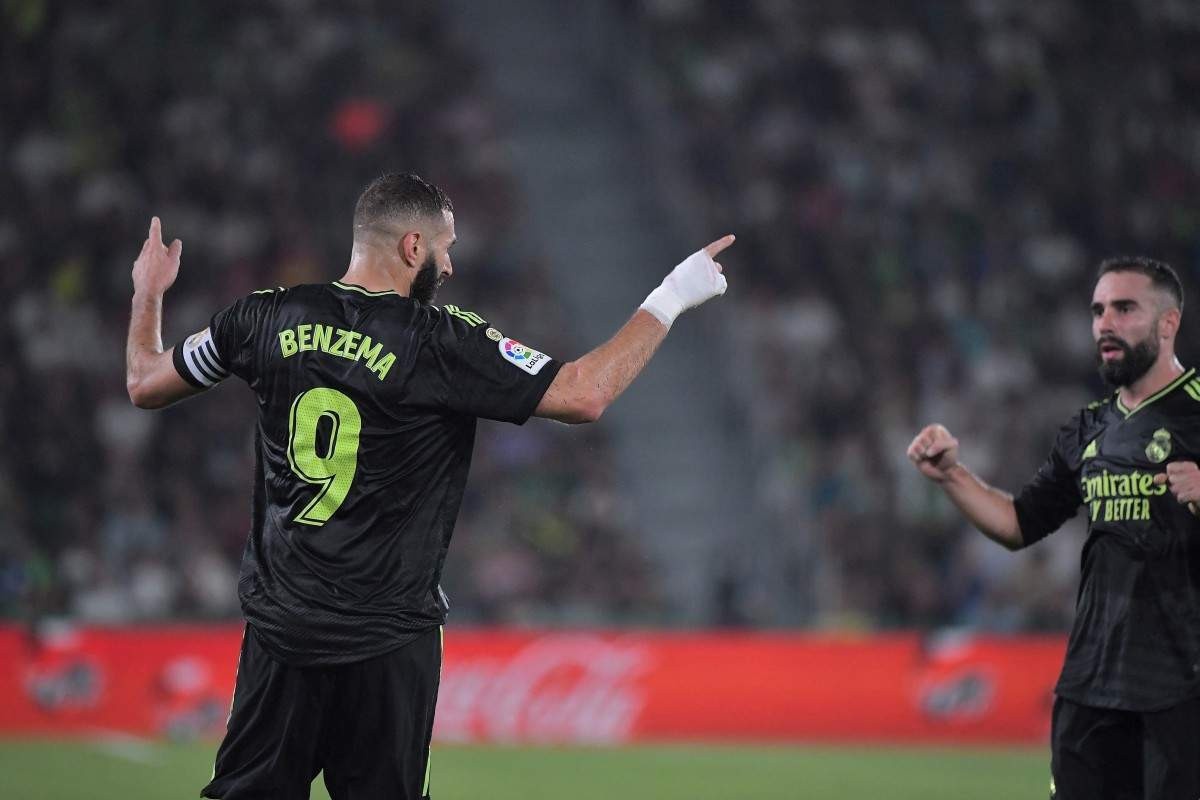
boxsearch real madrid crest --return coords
[1146,428,1172,463]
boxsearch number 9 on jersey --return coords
[287,388,362,526]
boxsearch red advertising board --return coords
[0,625,1064,744]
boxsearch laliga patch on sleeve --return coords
[498,337,551,375]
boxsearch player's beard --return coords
[1096,333,1159,387]
[410,252,444,305]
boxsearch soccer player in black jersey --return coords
[125,173,735,799]
[907,257,1200,800]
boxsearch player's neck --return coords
[1119,354,1186,409]
[342,246,412,296]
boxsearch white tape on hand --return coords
[639,249,727,326]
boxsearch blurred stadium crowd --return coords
[4,0,1200,632]
[0,1,656,626]
[634,0,1200,629]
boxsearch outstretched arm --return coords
[535,235,735,424]
[906,423,1025,550]
[126,217,201,409]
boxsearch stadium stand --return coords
[6,0,1200,633]
[628,0,1200,630]
[0,1,657,625]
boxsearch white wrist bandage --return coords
[639,249,728,327]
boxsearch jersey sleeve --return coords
[1012,412,1086,547]
[172,292,272,388]
[414,307,562,424]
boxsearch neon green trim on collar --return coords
[332,281,397,296]
[1115,367,1195,418]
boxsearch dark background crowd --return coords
[3,0,1200,633]
[0,0,656,626]
[632,0,1200,630]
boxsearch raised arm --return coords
[126,217,201,409]
[535,235,735,424]
[906,423,1025,550]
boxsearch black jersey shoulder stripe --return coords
[443,304,485,326]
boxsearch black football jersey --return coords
[173,281,562,665]
[1014,367,1200,710]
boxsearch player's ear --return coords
[1158,306,1181,340]
[399,231,422,269]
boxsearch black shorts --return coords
[1050,694,1200,800]
[201,624,442,800]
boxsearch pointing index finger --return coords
[703,234,736,259]
[149,216,162,245]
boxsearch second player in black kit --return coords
[125,173,737,799]
[1016,368,1200,712]
[908,257,1200,800]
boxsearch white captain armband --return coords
[172,327,230,388]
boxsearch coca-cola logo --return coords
[435,635,650,744]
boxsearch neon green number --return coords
[287,388,361,526]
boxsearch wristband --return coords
[639,285,685,327]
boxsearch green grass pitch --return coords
[0,740,1048,799]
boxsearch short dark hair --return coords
[1097,255,1184,311]
[353,172,453,235]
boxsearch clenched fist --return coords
[1153,461,1200,515]
[906,423,961,483]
